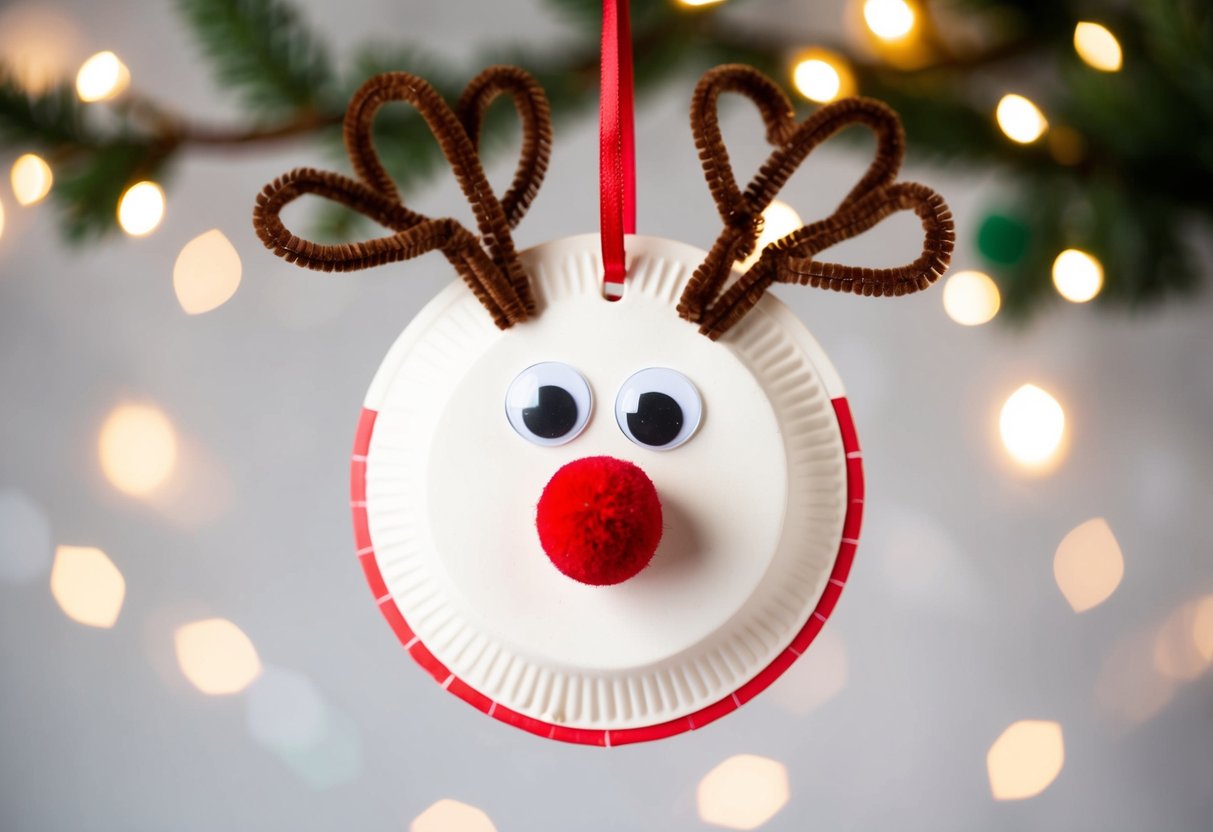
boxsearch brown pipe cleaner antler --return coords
[253,66,552,329]
[679,65,954,340]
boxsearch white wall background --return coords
[1,1,1211,829]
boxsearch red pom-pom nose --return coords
[536,456,663,586]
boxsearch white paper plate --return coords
[351,234,863,745]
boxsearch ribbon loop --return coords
[599,0,636,299]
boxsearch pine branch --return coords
[0,0,1209,322]
[175,0,337,114]
[53,140,164,242]
[0,71,94,149]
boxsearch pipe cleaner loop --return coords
[678,64,955,339]
[253,67,553,329]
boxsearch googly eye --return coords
[505,362,593,446]
[615,368,702,450]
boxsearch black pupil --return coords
[626,392,684,447]
[522,385,579,439]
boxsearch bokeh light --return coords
[117,181,166,236]
[1096,631,1175,726]
[0,4,83,93]
[874,505,985,617]
[792,49,855,103]
[174,229,243,314]
[675,0,727,7]
[1074,22,1122,72]
[767,628,847,715]
[739,200,802,271]
[144,435,235,531]
[986,720,1064,800]
[1047,125,1087,166]
[11,153,53,205]
[1194,596,1213,664]
[98,403,179,496]
[863,0,915,41]
[245,666,362,790]
[411,799,497,832]
[1052,248,1103,303]
[942,269,1000,326]
[175,618,263,695]
[0,489,52,585]
[976,212,1030,266]
[274,709,362,790]
[996,94,1048,144]
[1053,517,1124,613]
[50,545,125,628]
[75,50,129,102]
[1153,600,1213,681]
[999,384,1066,469]
[246,666,327,750]
[697,754,789,830]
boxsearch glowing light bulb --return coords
[50,545,125,628]
[796,61,839,101]
[1052,248,1103,303]
[999,384,1065,469]
[792,49,855,103]
[411,799,497,832]
[996,94,1048,144]
[98,403,179,496]
[117,181,165,236]
[11,153,52,205]
[1054,518,1124,612]
[697,754,789,829]
[675,0,727,7]
[942,270,1000,326]
[75,51,130,102]
[863,0,916,41]
[174,229,243,314]
[1074,22,1122,72]
[987,720,1065,800]
[739,200,802,271]
[175,618,263,695]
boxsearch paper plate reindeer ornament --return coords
[254,63,952,745]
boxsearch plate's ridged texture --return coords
[354,235,859,744]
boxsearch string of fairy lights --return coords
[2,0,1132,473]
[675,0,1126,474]
[758,0,1117,322]
[5,1,1120,311]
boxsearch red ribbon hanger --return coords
[599,0,636,299]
